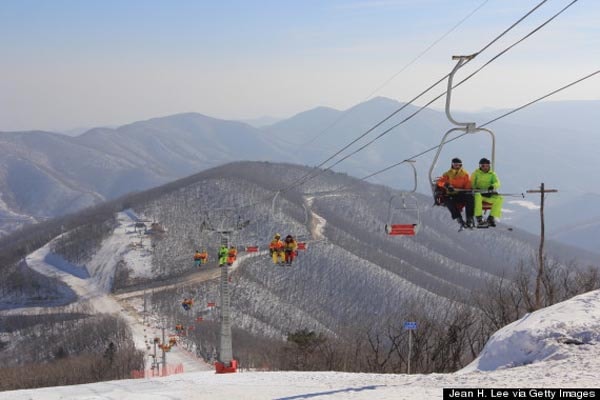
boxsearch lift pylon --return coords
[214,231,237,373]
[200,208,249,374]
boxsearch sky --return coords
[2,202,600,399]
[1,0,599,132]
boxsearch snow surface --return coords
[1,211,213,374]
[305,195,328,240]
[3,289,600,399]
[509,200,541,211]
[3,210,600,399]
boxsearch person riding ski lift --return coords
[218,244,228,267]
[194,250,208,267]
[471,158,503,227]
[182,298,193,311]
[284,234,298,266]
[227,246,237,266]
[269,233,285,265]
[436,157,475,229]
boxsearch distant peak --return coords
[344,96,405,113]
[367,96,398,104]
[283,105,342,121]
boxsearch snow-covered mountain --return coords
[1,160,599,393]
[0,114,290,233]
[2,98,599,248]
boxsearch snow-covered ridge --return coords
[462,289,600,372]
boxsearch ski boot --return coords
[476,216,489,228]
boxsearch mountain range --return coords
[1,97,599,253]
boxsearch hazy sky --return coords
[1,0,598,132]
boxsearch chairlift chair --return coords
[384,160,421,236]
[428,54,496,215]
[270,192,310,265]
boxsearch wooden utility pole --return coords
[526,183,558,310]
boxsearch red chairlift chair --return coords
[385,160,421,237]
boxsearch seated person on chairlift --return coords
[193,250,207,267]
[218,245,228,267]
[227,246,237,266]
[471,158,503,227]
[436,157,475,229]
[269,233,285,265]
[182,298,193,311]
[283,235,298,266]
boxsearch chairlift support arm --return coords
[429,55,496,196]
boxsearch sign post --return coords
[404,321,417,374]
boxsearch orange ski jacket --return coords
[436,167,472,191]
[269,239,284,251]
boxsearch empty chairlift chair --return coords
[384,160,421,237]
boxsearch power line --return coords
[302,0,491,146]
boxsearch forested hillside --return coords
[119,162,599,363]
[2,161,599,375]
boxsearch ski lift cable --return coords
[329,68,600,193]
[479,69,600,128]
[197,0,559,216]
[220,1,550,215]
[315,0,574,172]
[288,76,448,191]
[302,0,492,147]
[280,0,554,194]
[287,0,568,193]
[471,0,550,57]
[147,2,562,222]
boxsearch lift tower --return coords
[215,230,235,372]
[211,217,249,373]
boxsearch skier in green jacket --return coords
[218,245,228,267]
[471,158,503,227]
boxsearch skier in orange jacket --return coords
[269,233,285,265]
[227,246,237,266]
[436,157,475,229]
